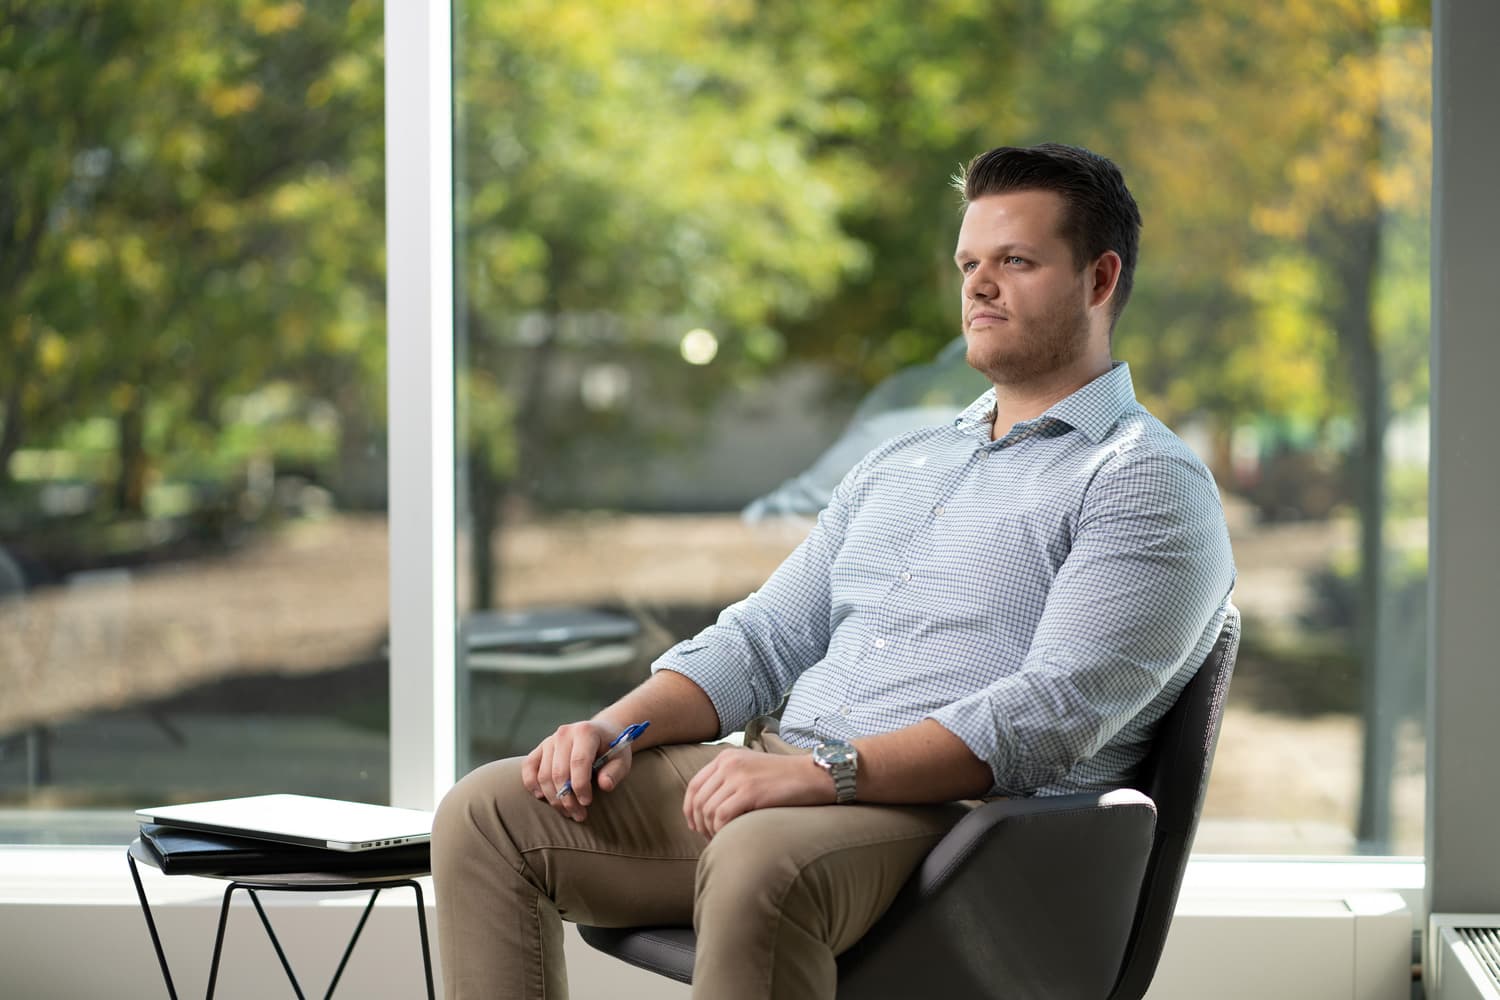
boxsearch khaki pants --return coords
[432,731,972,1000]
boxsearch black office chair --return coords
[579,606,1240,1000]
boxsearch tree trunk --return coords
[468,445,499,611]
[468,313,559,610]
[331,377,387,512]
[0,379,23,492]
[464,247,568,610]
[1331,216,1394,852]
[0,314,40,492]
[114,398,148,514]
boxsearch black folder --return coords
[138,823,430,877]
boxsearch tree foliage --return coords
[7,0,1432,508]
[1,0,384,513]
[1117,0,1430,427]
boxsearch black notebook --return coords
[138,823,430,877]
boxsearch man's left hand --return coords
[683,748,834,837]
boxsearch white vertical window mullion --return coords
[384,0,455,810]
[1427,0,1500,916]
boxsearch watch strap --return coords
[830,767,857,804]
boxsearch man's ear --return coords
[1088,251,1123,310]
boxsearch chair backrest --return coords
[1108,605,1240,1000]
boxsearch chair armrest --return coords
[836,789,1156,1000]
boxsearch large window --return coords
[0,2,388,843]
[453,0,1432,855]
[1,0,1432,857]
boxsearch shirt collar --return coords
[953,362,1138,444]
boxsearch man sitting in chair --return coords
[433,143,1236,1000]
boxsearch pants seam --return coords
[530,893,547,1000]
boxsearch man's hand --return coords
[683,748,834,837]
[521,719,632,822]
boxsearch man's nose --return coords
[965,269,995,301]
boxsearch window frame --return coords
[386,0,457,811]
[1424,0,1500,915]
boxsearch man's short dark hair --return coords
[955,143,1142,326]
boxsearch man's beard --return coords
[963,296,1092,387]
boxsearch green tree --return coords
[1,4,147,490]
[1,0,385,515]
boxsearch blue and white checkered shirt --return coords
[653,362,1236,797]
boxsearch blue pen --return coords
[558,721,650,800]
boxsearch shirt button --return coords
[933,505,945,516]
[900,571,912,582]
[873,637,887,649]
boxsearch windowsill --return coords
[1183,854,1425,891]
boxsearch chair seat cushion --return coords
[576,924,697,984]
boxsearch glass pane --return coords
[0,2,388,844]
[454,0,1430,855]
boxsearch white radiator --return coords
[1430,915,1500,1000]
[1145,892,1411,1000]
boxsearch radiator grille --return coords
[1459,927,1500,988]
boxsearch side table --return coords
[127,838,434,999]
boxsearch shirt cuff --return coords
[927,696,1021,797]
[651,640,760,739]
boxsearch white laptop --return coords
[136,793,434,853]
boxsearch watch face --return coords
[816,742,856,766]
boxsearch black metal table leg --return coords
[246,887,309,999]
[323,887,382,998]
[405,880,436,1000]
[129,843,434,1000]
[204,882,236,999]
[128,851,181,1000]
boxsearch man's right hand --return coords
[521,719,634,822]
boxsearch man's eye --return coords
[960,261,977,273]
[1005,256,1026,265]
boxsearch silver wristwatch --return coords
[812,739,858,804]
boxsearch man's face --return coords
[953,189,1097,387]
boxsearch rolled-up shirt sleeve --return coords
[926,450,1236,796]
[651,461,863,738]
